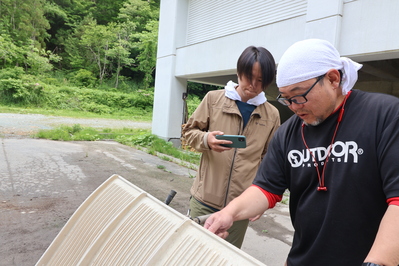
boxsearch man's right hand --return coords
[204,211,234,239]
[204,186,270,239]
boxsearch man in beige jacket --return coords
[182,45,280,248]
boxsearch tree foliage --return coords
[0,0,160,89]
[0,0,50,47]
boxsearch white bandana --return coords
[276,39,362,95]
[224,80,267,106]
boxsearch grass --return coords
[0,105,152,122]
[281,190,290,205]
[35,124,201,169]
[36,124,102,141]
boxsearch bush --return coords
[186,94,201,117]
[131,89,154,110]
[0,79,25,102]
[41,85,153,114]
[0,67,154,117]
[72,69,97,87]
[0,67,25,79]
[0,76,45,105]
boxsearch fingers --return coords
[204,212,232,240]
[205,222,229,239]
[208,131,232,152]
[210,131,224,137]
[204,215,216,231]
[216,231,229,239]
[204,214,224,233]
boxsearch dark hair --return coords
[237,46,276,91]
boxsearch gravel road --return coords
[0,113,152,138]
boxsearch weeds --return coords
[0,73,154,119]
[36,124,100,141]
[188,171,196,178]
[35,125,201,168]
[281,190,290,205]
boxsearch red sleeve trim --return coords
[251,184,283,209]
[387,197,399,206]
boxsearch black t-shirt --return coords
[253,89,399,265]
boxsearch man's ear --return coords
[325,69,341,89]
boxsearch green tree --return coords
[0,34,21,67]
[79,20,115,83]
[44,0,95,65]
[24,42,61,74]
[0,0,50,48]
[0,32,60,74]
[106,23,135,88]
[118,0,159,88]
[88,0,126,25]
[0,0,161,91]
[132,19,158,89]
[118,0,156,32]
[43,0,69,54]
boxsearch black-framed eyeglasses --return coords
[276,75,325,106]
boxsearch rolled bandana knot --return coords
[340,57,363,94]
[276,39,362,95]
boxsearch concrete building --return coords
[152,0,399,144]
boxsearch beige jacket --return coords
[182,89,280,210]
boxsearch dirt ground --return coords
[0,113,293,266]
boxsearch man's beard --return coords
[303,117,323,126]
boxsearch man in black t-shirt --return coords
[204,39,399,266]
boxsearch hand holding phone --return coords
[215,135,246,148]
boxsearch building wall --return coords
[185,0,307,45]
[153,0,399,143]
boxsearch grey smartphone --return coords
[215,135,246,148]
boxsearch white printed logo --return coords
[288,141,362,168]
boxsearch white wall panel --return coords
[176,15,306,78]
[339,0,399,60]
[186,0,307,45]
